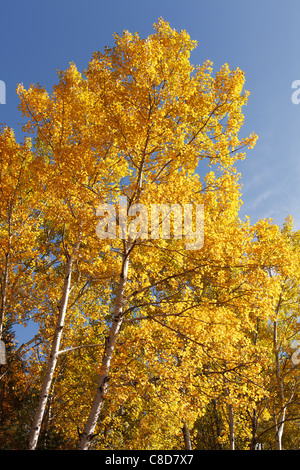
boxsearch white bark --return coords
[273,318,286,450]
[28,252,74,450]
[228,402,235,450]
[77,250,129,450]
[275,408,286,451]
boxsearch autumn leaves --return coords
[0,19,299,450]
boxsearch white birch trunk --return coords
[77,251,129,450]
[229,402,235,450]
[249,408,258,450]
[273,319,285,450]
[78,153,144,450]
[275,408,286,451]
[28,252,74,450]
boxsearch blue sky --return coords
[1,0,300,339]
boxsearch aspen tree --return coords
[17,19,259,450]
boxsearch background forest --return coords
[1,13,300,451]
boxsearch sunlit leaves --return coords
[1,18,299,450]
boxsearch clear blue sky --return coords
[1,0,300,340]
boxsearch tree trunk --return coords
[249,408,258,450]
[212,398,224,450]
[273,319,285,450]
[28,252,74,450]
[275,408,286,451]
[0,209,12,340]
[228,402,235,450]
[182,421,192,450]
[77,249,129,450]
